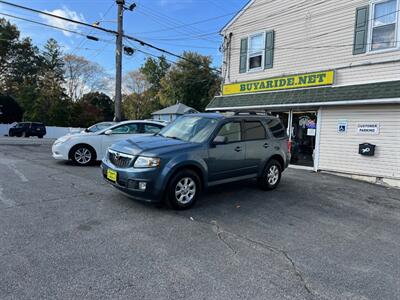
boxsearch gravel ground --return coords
[0,138,399,300]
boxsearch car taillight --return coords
[287,140,292,153]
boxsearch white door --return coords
[100,123,140,158]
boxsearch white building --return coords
[152,103,198,122]
[206,0,400,186]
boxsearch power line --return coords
[70,2,116,56]
[3,3,397,61]
[123,36,221,73]
[129,4,400,53]
[133,0,279,35]
[0,12,101,40]
[0,0,118,35]
[136,0,361,42]
[130,0,335,47]
[206,0,225,11]
[136,6,220,44]
[124,42,219,86]
[134,30,221,40]
[125,40,178,65]
[0,0,221,73]
[136,0,311,38]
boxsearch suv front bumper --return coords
[101,159,164,203]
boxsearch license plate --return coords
[107,169,117,182]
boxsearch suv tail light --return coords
[287,140,292,153]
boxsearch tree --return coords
[140,56,170,92]
[70,101,102,128]
[68,92,113,128]
[159,52,221,111]
[64,54,107,101]
[41,38,65,84]
[139,56,170,113]
[0,94,23,123]
[32,39,71,126]
[0,18,20,80]
[0,18,42,116]
[124,70,149,95]
[81,92,113,121]
[122,71,154,120]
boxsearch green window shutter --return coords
[353,6,369,55]
[239,38,248,73]
[264,30,275,69]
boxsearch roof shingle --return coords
[207,81,400,110]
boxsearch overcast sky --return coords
[1,0,248,76]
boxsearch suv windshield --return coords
[158,116,219,143]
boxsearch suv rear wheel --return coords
[167,170,201,210]
[258,159,282,191]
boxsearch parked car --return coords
[52,120,165,166]
[145,119,170,125]
[8,122,46,138]
[101,113,290,210]
[83,121,117,133]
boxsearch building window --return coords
[248,33,264,71]
[370,0,399,51]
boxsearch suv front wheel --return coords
[167,169,201,210]
[258,159,282,191]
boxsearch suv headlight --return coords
[134,156,160,168]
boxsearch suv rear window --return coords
[244,121,266,140]
[266,118,286,138]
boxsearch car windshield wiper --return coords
[157,133,184,141]
[166,135,183,141]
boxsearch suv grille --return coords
[108,149,135,168]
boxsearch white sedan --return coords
[52,120,165,165]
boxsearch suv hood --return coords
[110,135,199,156]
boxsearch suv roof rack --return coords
[232,110,269,116]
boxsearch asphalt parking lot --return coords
[0,137,399,300]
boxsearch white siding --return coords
[223,0,400,86]
[318,105,400,179]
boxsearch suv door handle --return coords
[263,143,269,148]
[234,146,242,152]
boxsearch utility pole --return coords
[114,0,124,122]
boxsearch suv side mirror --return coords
[104,129,113,135]
[213,135,228,145]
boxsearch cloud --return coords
[40,6,85,37]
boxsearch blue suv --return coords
[101,113,290,209]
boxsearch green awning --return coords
[206,81,400,110]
